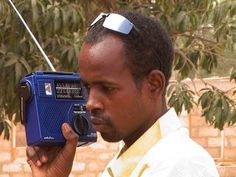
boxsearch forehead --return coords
[79,35,130,81]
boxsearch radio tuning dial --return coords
[73,115,89,136]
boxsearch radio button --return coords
[82,105,87,111]
[73,105,82,112]
[73,115,89,136]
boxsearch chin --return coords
[100,132,122,143]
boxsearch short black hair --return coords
[84,11,174,88]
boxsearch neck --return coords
[124,103,167,148]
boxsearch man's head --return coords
[84,11,174,88]
[79,11,174,147]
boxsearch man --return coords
[26,11,219,177]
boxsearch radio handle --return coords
[19,82,31,125]
[7,0,56,72]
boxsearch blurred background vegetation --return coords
[0,0,235,139]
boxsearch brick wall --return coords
[189,107,236,177]
[1,78,236,177]
[189,107,236,160]
[185,78,236,177]
[0,124,120,177]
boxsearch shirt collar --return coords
[106,108,182,177]
[159,107,182,137]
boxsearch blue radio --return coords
[19,71,97,146]
[8,0,97,146]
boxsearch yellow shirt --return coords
[102,108,219,177]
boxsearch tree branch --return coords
[181,33,218,45]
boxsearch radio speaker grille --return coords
[39,102,71,136]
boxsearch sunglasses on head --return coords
[88,13,139,34]
[88,12,162,71]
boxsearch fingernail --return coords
[41,155,48,163]
[36,160,42,167]
[27,147,36,156]
[34,146,40,151]
[63,123,71,133]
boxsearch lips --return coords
[90,116,107,131]
[91,117,105,124]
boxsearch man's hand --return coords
[26,123,78,177]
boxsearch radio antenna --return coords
[7,0,56,72]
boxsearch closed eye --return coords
[101,85,116,93]
[81,80,119,95]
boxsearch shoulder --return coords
[137,128,219,176]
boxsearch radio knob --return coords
[73,115,89,136]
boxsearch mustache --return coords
[90,110,111,122]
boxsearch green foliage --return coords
[0,0,112,139]
[167,81,196,114]
[230,68,236,96]
[124,0,236,130]
[0,119,11,140]
[230,68,236,82]
[198,87,236,130]
[0,107,11,139]
[0,0,236,139]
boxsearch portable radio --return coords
[19,71,97,146]
[8,0,97,146]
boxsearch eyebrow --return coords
[81,79,119,86]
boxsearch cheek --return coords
[106,94,146,130]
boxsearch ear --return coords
[146,70,166,96]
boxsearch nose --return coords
[86,89,104,112]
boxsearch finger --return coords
[26,146,39,161]
[43,146,61,164]
[27,159,37,168]
[34,147,49,163]
[27,157,42,174]
[34,146,40,152]
[62,123,78,148]
[60,123,78,161]
[49,123,78,176]
[33,146,62,165]
[26,146,42,167]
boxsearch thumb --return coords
[62,123,78,149]
[47,123,78,177]
[52,123,78,174]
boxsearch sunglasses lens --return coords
[103,13,133,34]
